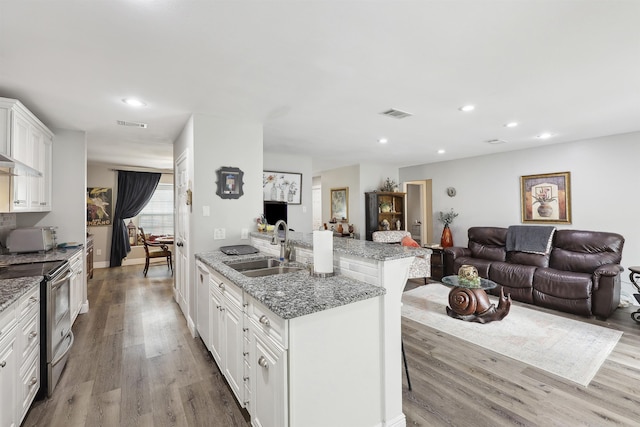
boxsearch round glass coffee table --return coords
[441,275,511,323]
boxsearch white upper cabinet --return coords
[0,98,54,212]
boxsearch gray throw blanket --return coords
[506,225,556,255]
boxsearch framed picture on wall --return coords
[216,166,244,199]
[330,187,349,222]
[520,171,571,223]
[87,187,113,226]
[263,171,302,204]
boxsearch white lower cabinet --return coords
[249,324,287,427]
[0,306,18,427]
[209,270,247,405]
[196,261,210,349]
[0,283,40,427]
[69,251,84,324]
[202,262,382,427]
[209,281,224,367]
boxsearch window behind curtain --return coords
[138,183,174,235]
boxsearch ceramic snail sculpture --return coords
[446,264,512,323]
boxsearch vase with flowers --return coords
[532,189,556,218]
[438,208,459,247]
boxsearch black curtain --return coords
[109,171,161,267]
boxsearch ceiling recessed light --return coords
[537,132,554,139]
[437,149,446,154]
[459,105,475,112]
[378,138,388,144]
[122,98,146,107]
[485,139,507,145]
[504,122,518,128]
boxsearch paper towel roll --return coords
[313,230,334,274]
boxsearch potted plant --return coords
[438,209,458,247]
[532,188,556,217]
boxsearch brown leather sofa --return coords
[444,227,624,319]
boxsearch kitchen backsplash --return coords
[0,213,16,247]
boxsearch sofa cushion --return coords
[533,289,592,317]
[549,230,624,273]
[467,227,507,261]
[533,268,593,299]
[506,251,550,268]
[489,262,535,289]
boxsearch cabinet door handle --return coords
[242,327,249,332]
[29,296,39,304]
[243,351,249,356]
[29,331,38,338]
[258,356,269,369]
[28,377,38,386]
[0,361,6,368]
[259,315,270,326]
[219,283,225,290]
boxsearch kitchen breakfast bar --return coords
[194,231,430,427]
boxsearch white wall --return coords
[86,162,116,265]
[18,128,86,244]
[319,164,360,234]
[174,113,263,324]
[263,152,313,233]
[316,163,399,238]
[400,131,640,302]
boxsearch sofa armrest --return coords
[592,264,623,292]
[594,264,623,277]
[443,247,471,276]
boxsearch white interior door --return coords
[175,150,190,318]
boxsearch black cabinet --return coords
[364,192,406,241]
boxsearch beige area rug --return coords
[402,284,623,387]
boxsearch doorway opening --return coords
[403,179,432,246]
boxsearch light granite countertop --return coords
[196,250,386,319]
[250,231,431,261]
[0,276,41,315]
[0,246,83,265]
[0,246,83,315]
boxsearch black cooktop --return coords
[0,260,66,280]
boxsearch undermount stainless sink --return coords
[226,258,283,272]
[241,266,306,277]
[225,257,306,277]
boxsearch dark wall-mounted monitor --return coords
[264,201,287,225]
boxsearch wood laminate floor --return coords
[23,269,640,427]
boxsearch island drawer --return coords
[0,304,17,340]
[247,298,287,349]
[18,285,40,320]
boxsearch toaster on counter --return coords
[6,227,56,253]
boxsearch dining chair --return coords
[138,227,173,277]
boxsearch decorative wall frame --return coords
[520,171,571,223]
[263,171,302,204]
[330,187,349,222]
[216,166,244,199]
[87,187,113,226]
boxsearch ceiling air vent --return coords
[380,108,412,119]
[117,120,148,129]
[485,139,507,145]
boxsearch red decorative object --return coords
[441,224,453,248]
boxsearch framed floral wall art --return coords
[520,171,571,224]
[263,171,302,204]
[330,187,349,222]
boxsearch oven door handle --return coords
[51,330,74,367]
[50,270,73,290]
